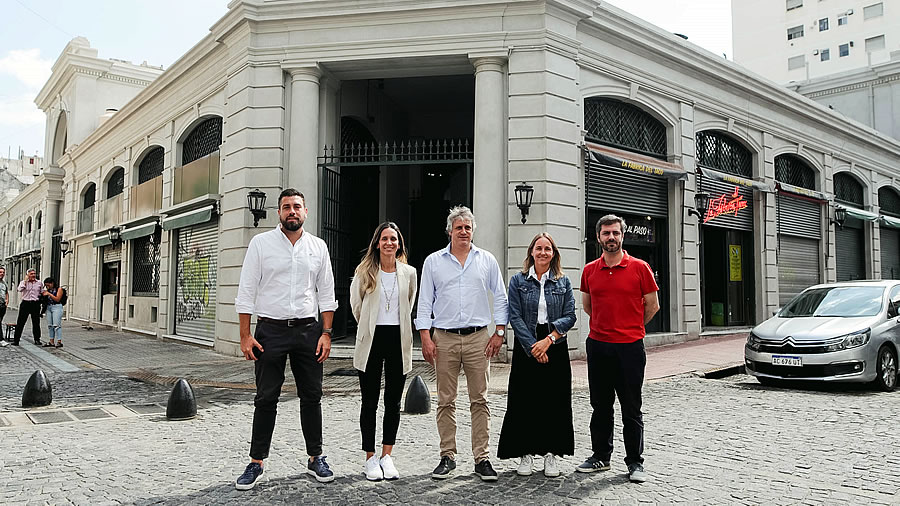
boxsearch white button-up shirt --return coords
[235,225,338,319]
[415,243,508,330]
[528,266,550,324]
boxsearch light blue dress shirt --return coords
[415,243,509,330]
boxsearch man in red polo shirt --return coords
[576,214,659,483]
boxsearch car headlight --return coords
[824,328,871,352]
[746,331,761,351]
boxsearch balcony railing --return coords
[130,175,163,220]
[173,151,219,204]
[102,194,123,229]
[77,206,95,235]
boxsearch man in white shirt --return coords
[416,206,509,481]
[0,267,8,347]
[233,188,339,490]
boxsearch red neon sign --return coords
[704,186,747,223]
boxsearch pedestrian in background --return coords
[350,222,417,481]
[41,277,66,348]
[233,188,339,490]
[0,267,8,347]
[416,206,508,481]
[498,232,576,477]
[577,214,659,483]
[13,268,43,346]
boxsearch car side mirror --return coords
[889,302,900,319]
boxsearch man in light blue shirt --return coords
[416,206,508,481]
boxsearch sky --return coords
[0,0,732,159]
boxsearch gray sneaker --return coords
[627,463,647,483]
[576,456,611,473]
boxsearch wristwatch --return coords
[322,328,333,337]
[496,328,505,337]
[548,334,557,344]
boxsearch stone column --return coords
[471,56,507,265]
[288,66,322,234]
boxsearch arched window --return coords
[182,117,222,165]
[696,131,752,177]
[775,154,816,190]
[25,218,32,234]
[18,223,23,237]
[82,183,96,210]
[834,172,864,207]
[138,147,164,184]
[879,186,900,217]
[584,97,667,160]
[35,211,42,230]
[107,167,125,198]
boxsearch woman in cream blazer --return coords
[350,221,417,482]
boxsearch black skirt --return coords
[497,323,575,459]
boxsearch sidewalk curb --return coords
[699,364,745,379]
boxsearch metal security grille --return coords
[834,172,864,206]
[321,165,352,338]
[881,228,900,280]
[878,186,900,217]
[584,98,666,160]
[182,117,222,165]
[696,131,752,177]
[131,228,161,296]
[777,194,822,239]
[107,168,124,198]
[175,221,218,343]
[585,156,668,217]
[82,184,96,209]
[51,225,62,282]
[138,147,164,184]
[320,139,473,166]
[775,155,815,189]
[342,117,375,148]
[778,235,820,306]
[836,226,865,281]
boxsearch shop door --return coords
[881,228,900,279]
[836,222,865,281]
[175,221,218,344]
[100,262,120,322]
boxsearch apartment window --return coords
[786,0,803,11]
[787,25,805,40]
[838,14,848,25]
[821,48,830,61]
[819,18,829,31]
[866,35,885,52]
[788,55,806,70]
[863,2,883,19]
[839,43,850,56]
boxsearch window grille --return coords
[182,117,222,165]
[834,172,864,207]
[107,168,124,198]
[879,187,900,217]
[584,97,667,160]
[138,147,164,184]
[82,183,96,209]
[131,228,161,296]
[695,131,752,177]
[775,155,815,189]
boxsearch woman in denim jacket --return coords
[497,232,576,478]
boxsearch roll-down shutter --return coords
[836,221,865,281]
[586,161,668,217]
[175,220,218,343]
[777,194,822,304]
[881,227,900,280]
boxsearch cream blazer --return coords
[350,262,418,374]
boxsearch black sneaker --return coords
[431,456,456,479]
[307,456,334,483]
[235,462,264,490]
[474,459,498,482]
[576,456,611,473]
[627,463,647,483]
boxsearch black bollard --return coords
[166,378,197,420]
[404,375,431,415]
[22,370,52,408]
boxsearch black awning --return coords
[586,146,687,180]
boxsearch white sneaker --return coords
[365,455,384,481]
[517,455,533,476]
[380,454,399,480]
[544,454,560,477]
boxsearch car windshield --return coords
[779,286,885,317]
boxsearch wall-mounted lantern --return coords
[60,240,73,257]
[514,182,534,224]
[247,189,267,227]
[832,206,847,229]
[688,191,711,220]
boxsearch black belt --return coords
[439,326,486,335]
[258,317,316,328]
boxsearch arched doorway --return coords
[834,172,867,281]
[775,154,822,305]
[878,186,900,279]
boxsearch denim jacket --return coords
[507,271,577,357]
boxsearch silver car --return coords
[745,280,900,391]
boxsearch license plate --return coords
[772,355,802,367]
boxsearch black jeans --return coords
[586,338,646,466]
[14,300,42,345]
[358,325,406,452]
[249,318,323,460]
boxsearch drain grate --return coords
[28,411,75,424]
[70,408,113,421]
[81,346,109,350]
[328,368,359,377]
[125,403,166,415]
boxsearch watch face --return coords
[497,329,505,336]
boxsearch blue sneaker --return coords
[307,456,335,483]
[235,462,264,490]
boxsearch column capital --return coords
[469,52,508,73]
[283,63,322,83]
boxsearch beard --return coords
[603,240,621,253]
[281,216,303,231]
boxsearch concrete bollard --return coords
[404,375,431,415]
[166,378,197,420]
[22,370,52,408]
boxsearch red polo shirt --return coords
[580,250,659,343]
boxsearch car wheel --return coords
[756,376,782,387]
[873,345,898,392]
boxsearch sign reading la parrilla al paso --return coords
[704,187,747,223]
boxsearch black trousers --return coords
[586,338,646,466]
[249,318,323,460]
[14,300,42,345]
[358,325,406,452]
